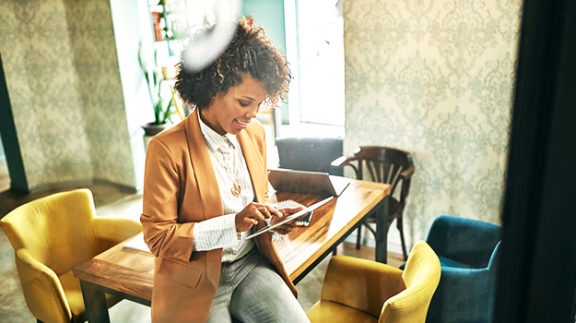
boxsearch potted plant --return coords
[138,45,175,139]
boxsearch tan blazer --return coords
[141,112,295,323]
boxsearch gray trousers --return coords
[207,248,310,323]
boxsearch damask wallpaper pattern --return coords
[1,0,522,251]
[342,0,522,249]
[0,0,136,190]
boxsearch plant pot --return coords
[142,122,168,136]
[142,122,169,151]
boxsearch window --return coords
[284,0,345,130]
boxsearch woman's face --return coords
[200,75,268,135]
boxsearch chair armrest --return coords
[329,156,346,175]
[432,266,496,317]
[320,256,405,317]
[399,164,415,180]
[16,249,71,322]
[330,155,348,168]
[330,156,361,178]
[393,164,414,196]
[92,217,142,250]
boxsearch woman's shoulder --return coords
[153,121,186,140]
[245,118,265,139]
[242,120,266,154]
[147,121,189,153]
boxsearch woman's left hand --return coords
[270,206,305,235]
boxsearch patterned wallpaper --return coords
[0,0,522,249]
[342,0,522,250]
[0,0,137,190]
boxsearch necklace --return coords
[207,138,242,198]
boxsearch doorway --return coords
[0,53,28,194]
[0,137,8,192]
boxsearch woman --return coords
[140,19,310,322]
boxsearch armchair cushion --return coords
[318,256,405,318]
[59,270,85,320]
[436,256,472,269]
[308,301,378,323]
[308,241,441,323]
[93,217,143,252]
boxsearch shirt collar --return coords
[197,109,238,153]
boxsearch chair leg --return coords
[356,225,362,250]
[397,216,408,260]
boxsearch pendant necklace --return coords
[209,139,242,198]
[224,149,242,198]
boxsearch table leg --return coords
[80,280,111,323]
[375,197,389,263]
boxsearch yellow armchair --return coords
[0,188,142,323]
[307,241,441,323]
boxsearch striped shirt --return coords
[193,111,256,262]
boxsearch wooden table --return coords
[74,178,390,322]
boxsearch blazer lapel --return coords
[184,111,223,219]
[237,129,267,203]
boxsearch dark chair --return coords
[331,145,414,259]
[275,137,343,176]
[421,215,501,323]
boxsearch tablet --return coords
[272,199,313,226]
[245,196,334,240]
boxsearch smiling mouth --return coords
[236,119,251,126]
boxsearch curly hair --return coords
[175,19,291,110]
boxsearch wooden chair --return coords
[332,146,415,259]
[0,189,142,323]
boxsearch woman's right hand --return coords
[235,202,283,232]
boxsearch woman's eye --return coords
[239,101,251,107]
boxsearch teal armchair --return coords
[406,215,501,323]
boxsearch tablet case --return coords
[268,168,350,197]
